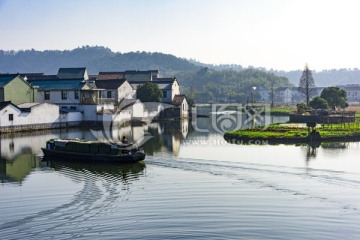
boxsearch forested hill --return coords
[0,46,199,76]
[189,60,360,87]
[1,46,359,87]
[1,46,358,103]
[270,69,360,87]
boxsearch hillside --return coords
[1,46,359,88]
[271,69,360,87]
[0,46,291,103]
[0,46,199,76]
[189,61,360,87]
[2,45,359,103]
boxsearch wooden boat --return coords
[41,139,146,163]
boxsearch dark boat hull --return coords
[41,148,145,163]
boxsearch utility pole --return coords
[271,80,274,108]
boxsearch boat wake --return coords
[146,156,360,213]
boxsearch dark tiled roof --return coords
[172,95,186,106]
[154,77,174,81]
[57,68,86,79]
[130,80,173,90]
[124,71,152,81]
[0,101,19,111]
[95,70,159,81]
[0,74,18,88]
[97,72,125,80]
[95,79,127,89]
[19,73,44,80]
[88,75,98,81]
[129,78,175,90]
[26,75,57,80]
[27,79,86,90]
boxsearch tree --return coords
[320,87,348,110]
[309,97,329,109]
[298,64,316,106]
[296,102,308,114]
[136,82,163,102]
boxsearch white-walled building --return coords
[95,79,134,104]
[339,84,360,102]
[0,102,83,132]
[27,79,84,109]
[275,87,292,104]
[130,77,181,103]
[172,95,189,118]
[0,102,59,128]
[0,68,188,132]
[119,99,144,119]
[257,86,270,102]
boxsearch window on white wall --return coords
[9,114,13,121]
[44,91,50,100]
[61,91,68,100]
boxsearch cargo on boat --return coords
[42,138,146,163]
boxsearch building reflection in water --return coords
[0,119,190,183]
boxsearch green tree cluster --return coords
[308,86,348,110]
[320,87,348,110]
[309,97,329,109]
[136,82,163,102]
[180,67,290,103]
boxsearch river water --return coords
[1,116,360,239]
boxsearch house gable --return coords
[0,75,38,104]
[172,94,186,107]
[57,68,88,80]
[0,101,22,126]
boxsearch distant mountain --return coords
[271,69,360,87]
[1,46,359,87]
[189,60,360,87]
[188,59,244,71]
[1,46,358,103]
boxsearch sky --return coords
[0,0,360,71]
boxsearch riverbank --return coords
[224,123,360,144]
[270,107,294,116]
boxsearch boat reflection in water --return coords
[0,119,189,184]
[42,159,146,184]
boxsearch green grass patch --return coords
[224,122,360,143]
[270,107,294,116]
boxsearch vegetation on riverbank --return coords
[270,107,294,116]
[224,122,360,144]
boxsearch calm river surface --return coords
[1,116,360,239]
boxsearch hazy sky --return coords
[0,0,359,71]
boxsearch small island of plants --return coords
[224,122,360,145]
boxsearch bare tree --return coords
[298,64,316,106]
